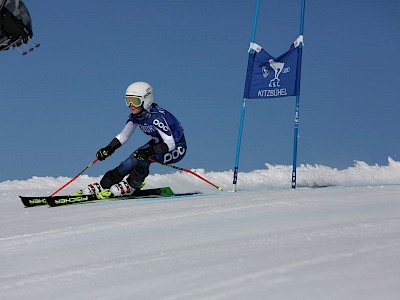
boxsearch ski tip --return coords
[217,186,223,191]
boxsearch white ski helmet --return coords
[125,81,153,110]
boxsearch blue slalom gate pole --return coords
[233,0,261,192]
[291,0,306,189]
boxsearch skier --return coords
[76,81,186,199]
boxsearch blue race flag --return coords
[244,42,301,99]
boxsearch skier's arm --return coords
[133,116,174,161]
[156,132,175,152]
[97,121,137,161]
[133,139,169,161]
[115,121,137,145]
[154,116,176,151]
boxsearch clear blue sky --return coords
[1,0,400,182]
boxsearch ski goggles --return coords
[125,96,143,107]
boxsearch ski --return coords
[20,187,198,207]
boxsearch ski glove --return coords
[96,146,113,161]
[133,146,155,161]
[96,138,122,161]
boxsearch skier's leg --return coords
[125,136,188,188]
[104,136,187,195]
[126,160,150,189]
[94,154,142,198]
[100,168,125,189]
[99,153,138,189]
[80,147,148,196]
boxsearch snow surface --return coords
[1,158,400,299]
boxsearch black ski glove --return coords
[96,138,122,161]
[96,146,113,161]
[133,146,155,161]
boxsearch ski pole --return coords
[148,157,223,191]
[50,158,99,197]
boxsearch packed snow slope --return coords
[1,158,400,300]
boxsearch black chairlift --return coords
[0,0,39,55]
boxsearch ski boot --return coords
[96,180,145,199]
[72,182,103,196]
